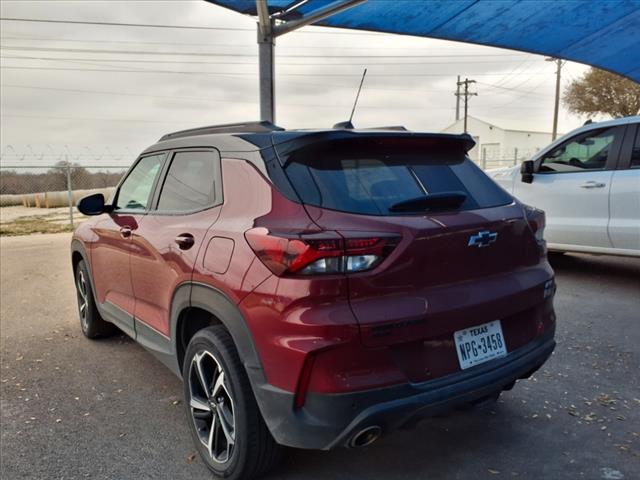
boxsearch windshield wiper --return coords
[389,191,467,213]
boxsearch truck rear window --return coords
[284,145,513,215]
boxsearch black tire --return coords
[74,260,117,339]
[182,326,283,480]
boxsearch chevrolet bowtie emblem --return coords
[468,230,498,248]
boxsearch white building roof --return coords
[442,116,554,136]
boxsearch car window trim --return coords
[616,123,639,170]
[148,147,224,216]
[533,125,625,175]
[111,152,168,214]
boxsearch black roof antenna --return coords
[333,68,367,129]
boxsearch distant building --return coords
[442,116,556,166]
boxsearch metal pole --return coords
[463,78,469,133]
[257,0,275,123]
[482,147,487,170]
[255,0,366,123]
[552,58,562,141]
[514,147,518,166]
[258,35,275,123]
[65,155,74,228]
[273,0,367,36]
[455,75,461,121]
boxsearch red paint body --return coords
[75,156,555,397]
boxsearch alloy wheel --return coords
[76,270,89,331]
[188,350,236,464]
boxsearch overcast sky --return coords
[0,1,598,166]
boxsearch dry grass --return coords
[0,214,75,236]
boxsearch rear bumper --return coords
[253,331,555,450]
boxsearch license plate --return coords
[454,320,507,370]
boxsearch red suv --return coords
[71,122,556,479]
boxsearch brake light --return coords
[244,227,399,276]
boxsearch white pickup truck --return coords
[487,116,640,257]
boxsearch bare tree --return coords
[563,68,640,118]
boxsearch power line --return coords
[0,54,535,66]
[478,76,551,112]
[1,113,189,123]
[0,34,532,53]
[1,80,553,101]
[0,34,256,47]
[0,17,380,35]
[490,64,551,93]
[0,45,530,59]
[0,99,457,125]
[0,17,262,32]
[477,81,552,98]
[490,57,537,88]
[0,84,261,105]
[0,86,456,111]
[0,79,453,95]
[0,65,548,77]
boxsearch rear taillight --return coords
[244,227,399,276]
[524,205,546,255]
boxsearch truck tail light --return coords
[244,228,399,276]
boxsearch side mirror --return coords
[520,160,535,184]
[77,193,112,216]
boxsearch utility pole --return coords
[455,75,461,121]
[456,78,477,133]
[546,57,564,141]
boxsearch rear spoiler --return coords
[272,131,476,166]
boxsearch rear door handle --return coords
[120,227,132,238]
[580,181,606,189]
[175,233,195,250]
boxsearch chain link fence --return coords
[471,146,540,170]
[0,164,127,232]
[1,145,133,233]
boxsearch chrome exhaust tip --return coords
[348,426,382,448]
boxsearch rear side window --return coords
[284,144,512,215]
[157,150,221,211]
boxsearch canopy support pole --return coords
[257,0,275,123]
[256,0,366,123]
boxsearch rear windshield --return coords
[283,142,512,215]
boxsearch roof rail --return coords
[159,121,284,141]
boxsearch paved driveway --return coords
[1,233,638,479]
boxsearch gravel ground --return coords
[1,233,639,480]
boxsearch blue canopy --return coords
[209,0,640,82]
